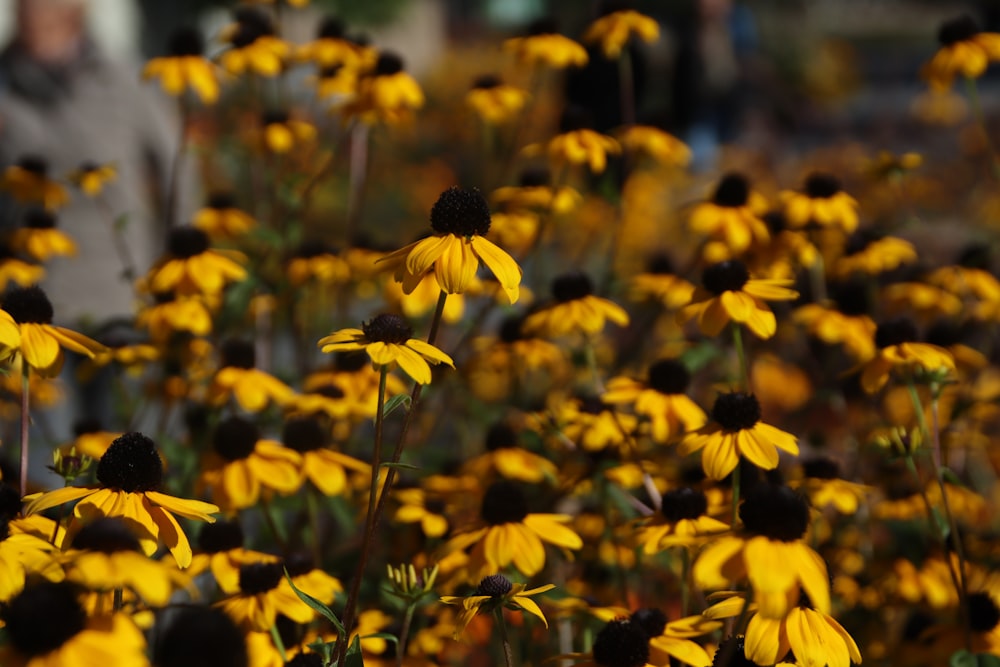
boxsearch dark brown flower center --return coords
[430,186,492,237]
[4,582,87,657]
[647,359,690,394]
[630,608,667,638]
[283,417,327,452]
[168,226,210,258]
[969,591,1000,632]
[804,173,842,199]
[220,339,256,369]
[3,285,54,324]
[96,432,164,493]
[476,574,513,597]
[740,484,809,541]
[374,52,404,76]
[702,260,749,295]
[660,487,708,522]
[17,155,48,176]
[155,606,248,667]
[711,392,761,431]
[712,173,750,207]
[71,517,142,553]
[362,314,413,344]
[552,271,594,302]
[213,416,259,462]
[480,481,528,525]
[939,15,980,46]
[238,562,284,594]
[472,74,502,90]
[198,520,244,553]
[874,317,918,349]
[167,26,204,56]
[318,15,346,39]
[23,208,56,229]
[802,457,840,480]
[591,618,650,667]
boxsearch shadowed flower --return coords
[466,74,530,125]
[440,574,555,639]
[282,416,370,498]
[10,209,76,262]
[219,8,289,77]
[260,110,316,153]
[923,14,1000,89]
[604,359,706,443]
[0,156,69,211]
[524,271,629,338]
[688,173,769,262]
[144,227,247,296]
[66,162,117,198]
[296,15,364,69]
[780,173,859,233]
[617,126,691,167]
[636,488,729,554]
[193,193,256,240]
[208,339,295,412]
[583,9,659,59]
[504,17,588,68]
[143,26,219,104]
[342,51,424,125]
[856,317,955,392]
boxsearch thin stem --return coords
[494,607,516,667]
[731,323,749,392]
[306,486,323,568]
[19,363,30,494]
[397,604,417,667]
[270,621,288,662]
[618,49,636,128]
[259,496,287,552]
[344,123,371,247]
[731,460,741,527]
[679,547,691,616]
[163,99,190,230]
[96,196,138,283]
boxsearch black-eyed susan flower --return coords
[462,422,557,484]
[0,286,106,376]
[342,51,424,125]
[793,280,876,361]
[377,186,522,303]
[66,162,117,198]
[314,63,357,100]
[303,353,408,421]
[282,416,370,498]
[0,581,148,667]
[504,17,588,69]
[881,280,963,321]
[465,74,530,125]
[296,15,363,69]
[487,208,540,256]
[923,15,1000,89]
[640,608,722,667]
[524,271,629,338]
[627,253,697,309]
[793,457,870,516]
[318,314,453,385]
[583,8,659,59]
[636,487,728,554]
[0,521,63,603]
[780,172,859,233]
[445,481,582,578]
[862,150,923,182]
[187,520,274,591]
[192,193,256,240]
[143,26,219,104]
[617,125,691,168]
[694,484,830,619]
[219,8,289,78]
[747,211,819,280]
[144,226,247,297]
[857,317,955,393]
[216,559,329,631]
[536,108,621,174]
[153,606,249,667]
[9,209,76,262]
[604,359,706,443]
[492,166,582,215]
[0,243,44,289]
[679,392,798,480]
[208,339,295,412]
[0,156,69,211]
[548,395,637,453]
[199,416,303,512]
[560,613,690,667]
[678,260,798,340]
[688,173,770,262]
[440,573,554,639]
[394,486,450,538]
[24,432,219,568]
[260,110,316,153]
[835,229,917,278]
[468,315,569,402]
[135,291,214,342]
[287,239,350,286]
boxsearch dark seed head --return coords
[645,253,675,275]
[207,192,237,209]
[485,422,518,451]
[647,359,690,394]
[801,457,840,480]
[220,339,256,369]
[712,173,750,207]
[168,226,210,258]
[318,15,345,39]
[552,271,594,302]
[472,74,502,89]
[559,106,594,133]
[155,605,249,667]
[591,618,650,667]
[763,211,787,235]
[957,243,991,270]
[239,562,284,594]
[282,417,327,453]
[0,483,21,519]
[374,52,404,76]
[739,484,810,541]
[926,320,962,348]
[829,280,870,316]
[213,416,259,462]
[70,517,142,553]
[334,352,368,372]
[874,317,918,349]
[630,608,667,638]
[17,155,48,176]
[660,487,708,522]
[939,15,980,46]
[702,260,750,295]
[712,636,757,667]
[262,109,290,126]
[968,591,1000,632]
[480,481,529,525]
[72,418,103,436]
[96,432,164,493]
[3,285,54,324]
[711,392,761,431]
[843,229,879,256]
[518,166,550,187]
[167,26,204,56]
[230,7,274,47]
[23,208,56,229]
[476,574,513,597]
[525,17,558,36]
[804,173,842,199]
[362,314,413,344]
[198,520,244,553]
[3,582,87,658]
[498,315,526,343]
[294,239,336,259]
[284,552,315,577]
[429,186,492,237]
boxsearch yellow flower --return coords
[136,292,214,342]
[0,529,63,603]
[492,167,582,214]
[444,481,582,578]
[504,18,588,68]
[793,283,877,361]
[461,422,557,484]
[856,318,955,392]
[318,314,453,385]
[287,240,350,286]
[534,110,621,173]
[342,52,424,125]
[282,416,371,497]
[583,9,659,59]
[193,193,256,239]
[780,172,859,233]
[217,557,337,632]
[923,15,1000,89]
[881,281,963,321]
[617,125,691,167]
[9,209,76,262]
[219,8,289,77]
[0,245,44,289]
[694,485,830,619]
[0,157,69,211]
[144,227,247,297]
[208,339,295,412]
[440,574,555,639]
[66,162,117,197]
[559,610,719,667]
[377,187,522,303]
[467,316,569,403]
[261,110,316,153]
[199,417,303,512]
[835,231,917,278]
[688,173,770,261]
[524,272,629,338]
[679,392,798,480]
[603,359,706,443]
[296,16,363,69]
[394,487,450,538]
[143,27,219,104]
[0,286,107,376]
[466,74,530,125]
[627,254,697,309]
[636,487,729,554]
[24,433,219,568]
[678,260,798,340]
[792,457,870,515]
[0,581,148,667]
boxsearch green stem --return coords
[270,621,287,662]
[731,323,749,391]
[731,460,741,527]
[19,363,29,494]
[494,607,516,667]
[679,547,691,616]
[259,496,287,552]
[397,604,417,667]
[306,486,323,568]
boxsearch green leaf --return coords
[381,394,411,419]
[307,638,334,664]
[344,635,365,667]
[976,655,1000,667]
[381,462,419,471]
[950,649,977,667]
[940,467,964,487]
[284,568,345,636]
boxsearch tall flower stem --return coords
[494,607,516,667]
[344,123,371,247]
[397,603,417,667]
[163,98,190,230]
[679,547,692,616]
[19,363,30,494]
[730,323,749,524]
